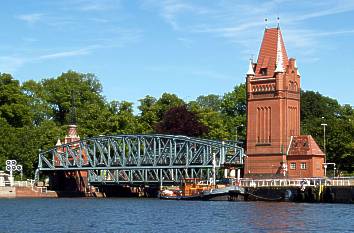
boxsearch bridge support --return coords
[48,171,88,195]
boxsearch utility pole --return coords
[321,121,327,177]
[212,153,216,188]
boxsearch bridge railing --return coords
[237,177,354,187]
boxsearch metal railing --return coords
[0,179,36,188]
[236,177,354,188]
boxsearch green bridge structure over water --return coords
[37,134,245,185]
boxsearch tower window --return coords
[290,163,296,170]
[260,68,268,76]
[301,163,307,170]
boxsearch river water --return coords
[0,198,353,233]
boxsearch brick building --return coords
[54,124,88,192]
[244,26,325,178]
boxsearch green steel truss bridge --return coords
[37,134,244,185]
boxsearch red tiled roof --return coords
[288,135,325,156]
[255,28,288,78]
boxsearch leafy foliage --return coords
[155,105,208,137]
[0,71,352,178]
[0,73,32,127]
[301,91,354,172]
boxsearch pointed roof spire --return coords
[274,29,285,73]
[254,27,288,77]
[56,138,62,146]
[246,59,255,76]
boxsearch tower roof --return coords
[255,27,288,78]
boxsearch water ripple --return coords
[0,198,353,233]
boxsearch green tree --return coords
[195,94,222,112]
[0,73,32,127]
[40,71,105,126]
[301,91,354,172]
[155,93,185,120]
[138,95,158,133]
[220,84,247,142]
[22,79,53,126]
[221,84,246,117]
[138,93,184,133]
[188,101,229,140]
[107,100,141,135]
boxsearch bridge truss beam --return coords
[38,134,244,184]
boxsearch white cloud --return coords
[71,0,121,12]
[16,13,43,24]
[291,2,354,22]
[0,46,99,73]
[0,56,26,74]
[177,37,193,47]
[38,47,93,60]
[141,0,210,30]
[140,0,354,64]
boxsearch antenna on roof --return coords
[277,17,280,29]
[264,18,268,29]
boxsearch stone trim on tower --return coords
[274,30,284,73]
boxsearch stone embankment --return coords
[0,179,58,198]
[237,177,354,203]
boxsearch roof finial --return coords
[264,18,268,29]
[277,17,280,29]
[246,59,255,76]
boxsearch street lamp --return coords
[5,160,23,186]
[321,121,327,176]
[212,153,216,188]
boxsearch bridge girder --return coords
[38,134,244,184]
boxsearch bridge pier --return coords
[92,184,159,198]
[48,171,88,196]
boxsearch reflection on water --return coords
[0,198,353,233]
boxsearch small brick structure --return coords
[245,27,324,178]
[52,124,88,193]
[287,135,325,178]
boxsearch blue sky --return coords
[1,0,354,108]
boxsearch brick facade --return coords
[245,27,324,178]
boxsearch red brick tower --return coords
[245,26,325,178]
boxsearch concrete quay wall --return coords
[243,186,354,203]
[0,186,58,198]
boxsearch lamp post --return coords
[5,160,23,186]
[321,122,327,176]
[212,153,216,188]
[235,124,244,164]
